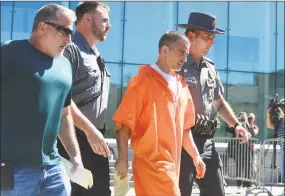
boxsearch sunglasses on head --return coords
[44,21,73,37]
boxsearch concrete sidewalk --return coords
[110,186,285,196]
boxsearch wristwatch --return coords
[234,122,241,129]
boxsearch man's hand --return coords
[86,130,110,157]
[70,155,84,173]
[115,158,128,180]
[235,125,251,143]
[193,156,206,179]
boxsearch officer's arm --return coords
[211,68,240,127]
[64,44,110,156]
[213,97,239,127]
[70,101,110,156]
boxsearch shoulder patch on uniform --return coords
[203,56,215,66]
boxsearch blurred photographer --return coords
[226,111,257,193]
[266,95,284,182]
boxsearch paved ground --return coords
[110,186,285,196]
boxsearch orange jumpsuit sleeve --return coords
[184,91,195,131]
[112,79,144,135]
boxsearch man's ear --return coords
[83,13,91,24]
[37,21,47,35]
[161,45,169,55]
[187,31,195,41]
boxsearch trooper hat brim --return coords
[178,24,225,34]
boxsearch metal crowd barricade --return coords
[212,137,262,190]
[254,138,285,196]
[212,137,284,196]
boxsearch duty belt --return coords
[192,114,220,139]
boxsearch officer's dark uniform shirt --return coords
[178,54,224,118]
[177,54,224,164]
[64,32,111,129]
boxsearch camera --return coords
[237,111,250,128]
[269,94,284,110]
[268,94,284,128]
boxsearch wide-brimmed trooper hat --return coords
[178,12,225,34]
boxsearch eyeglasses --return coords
[44,21,73,37]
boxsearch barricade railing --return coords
[212,137,262,187]
[212,137,284,196]
[254,138,284,196]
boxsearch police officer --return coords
[177,12,251,196]
[57,2,112,196]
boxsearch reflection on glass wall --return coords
[228,2,276,73]
[227,72,275,139]
[1,1,284,139]
[124,2,177,64]
[277,1,284,72]
[1,2,13,42]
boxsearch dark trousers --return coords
[179,148,225,196]
[57,127,111,196]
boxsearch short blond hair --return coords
[248,113,255,120]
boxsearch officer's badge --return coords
[187,77,197,85]
[184,69,187,73]
[212,20,216,28]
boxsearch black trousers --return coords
[57,127,111,196]
[179,147,225,196]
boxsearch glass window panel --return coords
[228,2,276,73]
[12,2,66,40]
[124,2,177,64]
[178,2,228,70]
[98,2,124,63]
[105,63,122,138]
[227,72,275,140]
[70,2,124,63]
[122,64,140,91]
[1,2,13,41]
[276,74,284,98]
[277,2,284,72]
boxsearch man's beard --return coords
[92,27,105,42]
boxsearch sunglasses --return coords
[44,21,73,37]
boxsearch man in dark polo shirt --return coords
[177,12,251,196]
[57,2,112,195]
[1,4,83,196]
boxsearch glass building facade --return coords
[1,1,284,140]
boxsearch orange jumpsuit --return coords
[113,65,195,196]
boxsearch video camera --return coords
[268,94,285,128]
[269,94,284,110]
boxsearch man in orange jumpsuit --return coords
[113,31,206,195]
